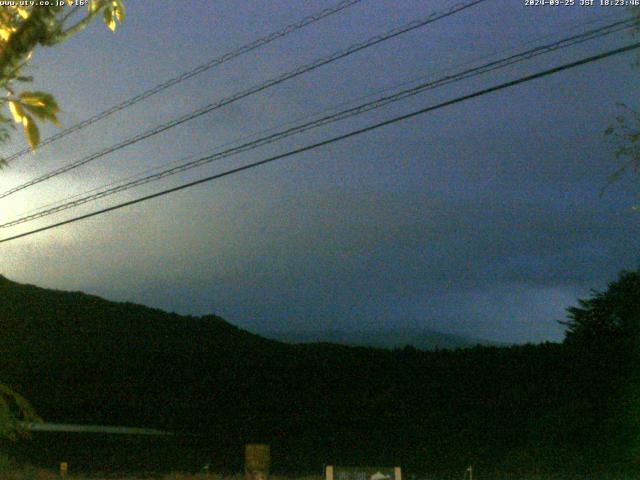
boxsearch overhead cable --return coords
[2,40,638,244]
[1,0,364,164]
[0,0,487,199]
[1,17,634,229]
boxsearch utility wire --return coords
[4,9,632,226]
[1,17,634,229]
[0,0,487,200]
[11,11,628,223]
[1,0,363,165]
[2,41,638,245]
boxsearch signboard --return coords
[245,444,270,480]
[326,466,401,480]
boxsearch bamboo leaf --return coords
[22,115,39,150]
[8,101,24,123]
[104,8,116,31]
[89,0,103,13]
[19,92,60,121]
[112,0,125,22]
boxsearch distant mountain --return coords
[260,328,500,350]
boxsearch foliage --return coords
[0,464,58,480]
[561,268,640,466]
[561,268,640,349]
[603,7,640,207]
[0,384,41,441]
[0,0,125,162]
[0,452,15,471]
[604,105,640,208]
[0,276,637,476]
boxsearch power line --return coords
[1,0,363,165]
[2,41,638,245]
[0,0,487,200]
[10,11,628,223]
[6,151,206,220]
[8,10,628,226]
[1,17,634,229]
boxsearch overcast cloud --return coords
[1,0,639,343]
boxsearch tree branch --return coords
[52,7,102,43]
[0,6,63,82]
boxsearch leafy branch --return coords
[603,105,640,210]
[0,0,125,158]
[0,384,42,441]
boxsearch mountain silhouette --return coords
[260,328,501,350]
[0,275,630,476]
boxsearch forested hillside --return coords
[0,274,636,477]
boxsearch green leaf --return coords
[7,101,24,123]
[89,0,103,13]
[103,8,116,31]
[112,0,125,22]
[22,115,39,150]
[19,91,59,112]
[19,91,60,124]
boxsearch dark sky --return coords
[2,0,639,343]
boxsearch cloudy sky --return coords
[1,0,639,343]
